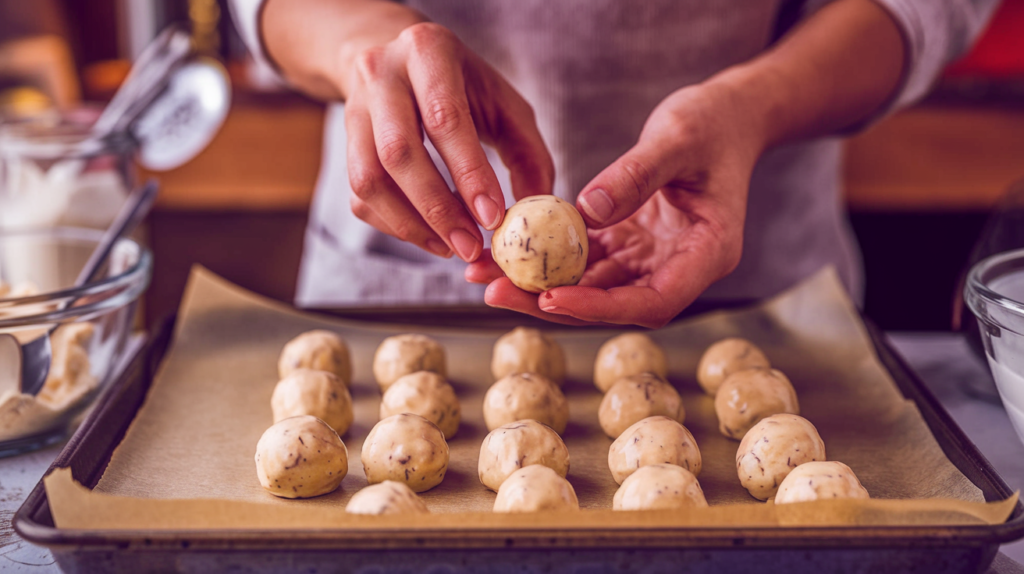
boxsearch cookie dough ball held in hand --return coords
[361,414,450,492]
[483,373,569,434]
[775,461,869,504]
[608,416,702,485]
[493,465,579,513]
[491,195,589,293]
[271,369,354,435]
[598,373,684,438]
[613,464,708,511]
[345,481,430,515]
[491,327,566,385]
[373,334,447,391]
[379,371,461,439]
[278,330,352,385]
[736,414,826,501]
[478,420,570,492]
[255,416,349,499]
[715,367,799,440]
[593,333,668,392]
[696,338,770,396]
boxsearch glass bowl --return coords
[965,247,1024,445]
[0,226,151,456]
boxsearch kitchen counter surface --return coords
[0,332,1022,573]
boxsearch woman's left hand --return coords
[466,81,767,328]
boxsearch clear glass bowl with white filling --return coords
[965,247,1024,445]
[0,226,150,456]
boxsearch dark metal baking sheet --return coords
[13,312,1024,574]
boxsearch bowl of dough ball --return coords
[0,226,151,455]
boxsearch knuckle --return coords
[423,96,465,138]
[389,220,416,242]
[348,165,381,200]
[353,46,386,79]
[350,198,372,221]
[422,200,459,227]
[400,22,454,51]
[376,131,415,170]
[619,157,654,204]
[448,159,490,191]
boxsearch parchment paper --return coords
[45,266,1018,530]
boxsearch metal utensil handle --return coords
[73,180,160,289]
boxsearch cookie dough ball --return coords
[255,416,348,499]
[491,327,566,385]
[715,367,799,440]
[361,413,449,492]
[599,373,684,438]
[278,330,351,385]
[373,334,447,391]
[483,373,569,434]
[775,461,870,504]
[271,369,354,435]
[612,464,708,511]
[696,337,770,396]
[491,195,589,293]
[478,420,570,492]
[608,416,702,485]
[736,414,826,501]
[345,481,430,515]
[379,371,460,439]
[493,465,579,513]
[593,333,668,392]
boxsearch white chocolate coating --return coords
[345,481,430,515]
[736,414,826,501]
[696,337,770,395]
[775,461,870,504]
[361,413,449,492]
[278,330,352,385]
[254,416,348,499]
[379,371,461,439]
[271,369,354,435]
[492,464,579,513]
[491,327,566,385]
[608,416,702,485]
[373,334,447,391]
[598,373,684,438]
[593,333,668,392]
[715,367,799,440]
[612,464,708,511]
[482,373,569,434]
[491,196,589,293]
[478,420,570,492]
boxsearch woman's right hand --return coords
[339,20,554,261]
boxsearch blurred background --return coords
[2,0,1023,330]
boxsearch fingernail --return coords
[426,239,451,257]
[578,188,614,224]
[449,228,480,261]
[541,305,564,314]
[474,195,501,229]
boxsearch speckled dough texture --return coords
[271,369,354,435]
[612,464,708,511]
[736,414,826,501]
[608,416,702,485]
[361,413,450,492]
[345,481,430,515]
[775,461,870,504]
[379,371,461,439]
[491,196,588,293]
[254,415,349,499]
[278,330,352,385]
[598,373,685,438]
[492,464,580,513]
[696,337,770,396]
[483,373,569,434]
[715,367,799,440]
[478,420,570,491]
[491,327,566,385]
[372,334,447,391]
[593,333,668,392]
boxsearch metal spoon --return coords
[7,180,159,396]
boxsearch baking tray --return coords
[13,309,1024,574]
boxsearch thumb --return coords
[577,140,676,228]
